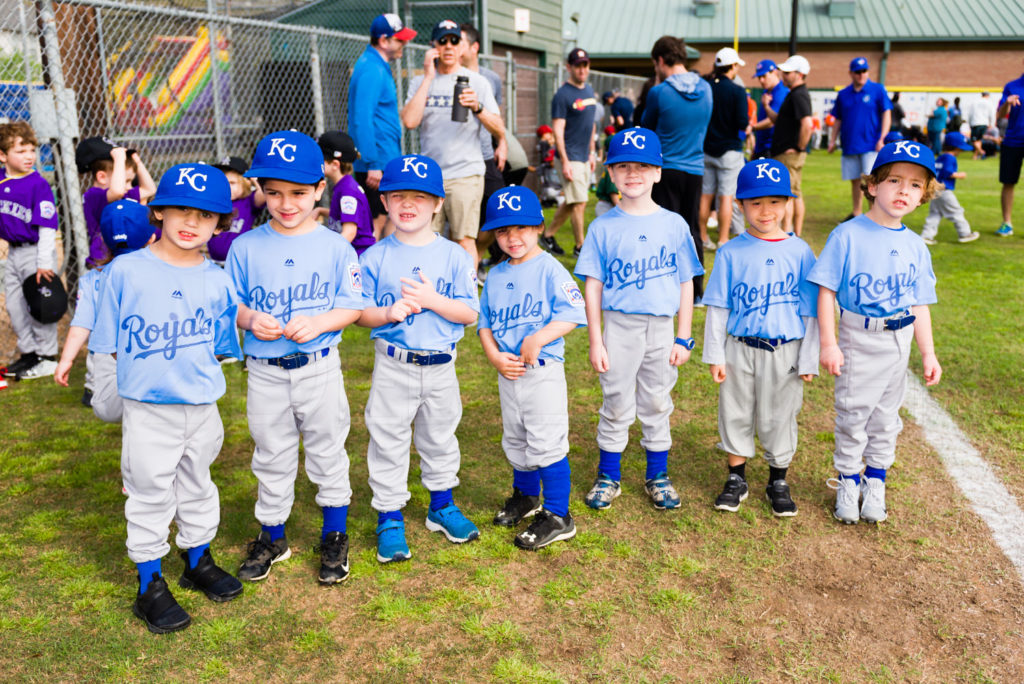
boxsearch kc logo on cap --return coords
[246,130,325,184]
[605,127,662,167]
[735,158,795,199]
[175,166,208,192]
[482,185,544,232]
[151,163,232,214]
[496,191,521,211]
[402,157,429,178]
[380,155,445,197]
[621,130,646,149]
[268,138,298,163]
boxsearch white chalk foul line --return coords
[903,372,1024,581]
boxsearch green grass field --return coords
[2,152,1023,682]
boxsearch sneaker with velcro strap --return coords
[133,574,191,634]
[714,473,749,512]
[178,548,243,602]
[644,472,681,509]
[765,479,798,517]
[376,519,412,563]
[584,474,621,510]
[316,531,350,584]
[860,477,888,523]
[828,476,860,524]
[425,503,480,543]
[493,488,541,527]
[514,510,576,551]
[237,531,291,581]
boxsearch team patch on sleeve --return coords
[348,263,363,292]
[39,201,56,219]
[340,196,358,215]
[560,281,585,307]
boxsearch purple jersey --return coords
[328,175,374,255]
[84,185,140,267]
[207,194,260,264]
[0,169,58,243]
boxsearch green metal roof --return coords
[565,0,1024,57]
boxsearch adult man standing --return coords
[767,55,813,236]
[540,48,597,258]
[996,64,1023,237]
[968,91,997,160]
[401,19,504,267]
[348,13,416,237]
[752,59,788,160]
[828,57,892,219]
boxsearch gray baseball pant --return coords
[498,361,569,470]
[90,352,123,423]
[921,189,971,239]
[5,244,58,356]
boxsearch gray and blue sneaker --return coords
[376,519,412,563]
[645,472,681,509]
[425,504,480,543]
[828,476,860,524]
[584,474,621,510]
[860,477,888,523]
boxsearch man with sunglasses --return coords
[828,56,893,220]
[402,19,504,269]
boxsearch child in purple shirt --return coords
[207,156,266,266]
[318,131,375,255]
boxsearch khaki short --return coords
[773,150,807,197]
[558,160,590,205]
[432,174,485,240]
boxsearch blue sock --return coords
[864,466,887,481]
[840,472,861,485]
[539,457,571,518]
[185,543,209,569]
[598,449,622,482]
[321,505,348,540]
[513,468,541,497]
[137,559,162,594]
[378,510,404,526]
[262,523,285,542]
[429,489,454,511]
[645,450,669,480]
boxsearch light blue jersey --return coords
[479,251,587,362]
[574,207,703,316]
[807,215,937,317]
[90,248,241,404]
[360,233,479,350]
[702,232,818,339]
[226,223,365,358]
[70,267,105,330]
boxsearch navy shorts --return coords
[999,145,1024,186]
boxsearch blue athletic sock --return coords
[539,457,571,518]
[321,505,348,540]
[261,523,285,542]
[185,543,209,570]
[513,468,541,497]
[597,449,622,482]
[645,450,669,481]
[840,472,861,485]
[377,510,404,526]
[864,466,887,482]
[429,488,454,512]
[137,559,162,594]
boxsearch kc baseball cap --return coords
[736,158,795,200]
[605,127,662,167]
[22,273,67,324]
[883,131,904,144]
[370,13,416,41]
[849,56,869,72]
[75,136,136,173]
[246,130,325,185]
[431,19,461,42]
[715,47,745,67]
[151,163,233,214]
[211,155,249,176]
[755,59,778,77]
[482,186,544,232]
[943,131,973,151]
[778,55,810,75]
[100,199,155,256]
[379,155,445,197]
[318,131,359,163]
[567,48,589,65]
[871,140,936,177]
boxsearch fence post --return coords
[309,33,325,137]
[505,51,515,138]
[206,0,226,158]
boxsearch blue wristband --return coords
[675,337,695,350]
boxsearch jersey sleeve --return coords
[359,248,381,306]
[32,176,58,230]
[225,241,250,306]
[69,270,102,330]
[700,248,731,309]
[477,280,493,332]
[213,291,243,359]
[546,261,587,326]
[88,264,121,354]
[806,229,846,292]
[332,240,366,310]
[675,216,705,282]
[573,223,606,282]
[551,87,568,121]
[912,244,938,306]
[797,244,819,318]
[448,248,480,314]
[879,85,893,112]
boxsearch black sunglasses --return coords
[437,35,460,46]
[852,69,868,75]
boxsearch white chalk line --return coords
[903,372,1024,581]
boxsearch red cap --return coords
[536,125,553,136]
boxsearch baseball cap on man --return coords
[431,19,461,42]
[849,56,869,72]
[151,163,233,214]
[212,156,249,176]
[22,273,67,324]
[482,186,544,231]
[605,127,662,167]
[567,48,589,65]
[371,13,416,41]
[715,47,745,67]
[943,131,973,151]
[75,136,135,173]
[100,199,155,256]
[778,55,810,75]
[318,131,359,163]
[871,140,936,177]
[245,130,325,185]
[755,59,778,77]
[379,155,445,197]
[736,158,795,200]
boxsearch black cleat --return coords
[133,574,191,634]
[514,510,576,551]
[179,549,243,602]
[3,352,39,378]
[238,531,291,582]
[493,488,542,527]
[316,531,350,585]
[540,235,565,255]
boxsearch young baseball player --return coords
[477,185,587,550]
[357,154,480,563]
[90,163,243,634]
[921,131,979,245]
[54,199,155,421]
[228,130,365,585]
[809,140,943,524]
[317,131,375,254]
[701,158,819,517]
[206,156,265,267]
[0,122,60,381]
[574,127,704,510]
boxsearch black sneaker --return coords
[514,510,576,551]
[572,245,582,258]
[316,531,350,584]
[178,549,243,602]
[3,352,39,378]
[493,488,542,527]
[81,388,93,407]
[238,531,291,581]
[765,479,798,517]
[133,573,191,634]
[714,474,749,512]
[540,235,565,255]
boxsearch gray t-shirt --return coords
[478,66,503,161]
[407,67,499,179]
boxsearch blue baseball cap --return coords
[150,163,232,213]
[379,155,445,197]
[482,186,544,231]
[850,56,869,72]
[100,199,155,256]
[871,140,936,177]
[605,127,662,167]
[943,131,973,151]
[755,59,778,77]
[883,131,904,144]
[370,13,416,41]
[736,159,795,199]
[245,130,325,185]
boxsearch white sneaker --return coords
[922,236,937,245]
[702,239,717,251]
[18,358,57,380]
[957,231,980,244]
[827,476,860,524]
[860,477,888,523]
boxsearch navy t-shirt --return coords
[551,82,598,162]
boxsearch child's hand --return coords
[54,358,72,386]
[669,344,691,367]
[36,268,54,283]
[387,298,421,323]
[921,352,942,386]
[820,343,844,376]
[490,352,525,380]
[589,341,609,373]
[110,147,127,161]
[710,364,726,383]
[519,334,542,366]
[400,272,439,311]
[283,315,321,344]
[251,312,284,341]
[800,374,815,382]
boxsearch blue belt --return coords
[840,309,916,332]
[386,343,455,366]
[524,359,547,368]
[263,348,329,370]
[735,336,794,352]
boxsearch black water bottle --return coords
[451,75,470,122]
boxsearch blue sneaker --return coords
[425,504,480,543]
[644,472,681,509]
[375,519,412,563]
[996,223,1013,237]
[584,474,621,510]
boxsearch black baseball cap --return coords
[567,48,590,65]
[212,156,249,175]
[318,131,359,163]
[75,136,135,173]
[431,19,461,43]
[22,274,68,324]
